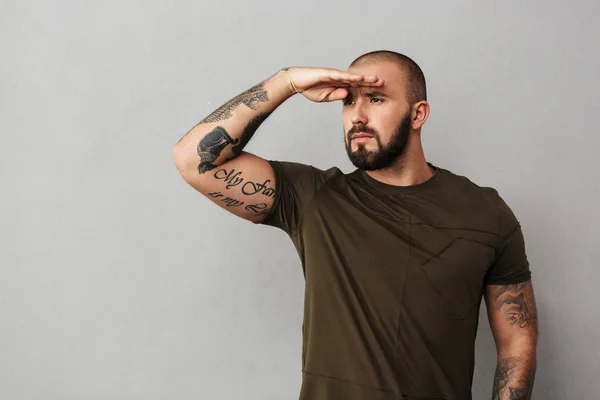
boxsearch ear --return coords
[411,101,430,130]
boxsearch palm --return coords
[288,67,383,103]
[302,86,349,103]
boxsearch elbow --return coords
[172,146,193,178]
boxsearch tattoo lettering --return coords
[213,168,275,198]
[241,179,276,197]
[214,168,244,189]
[222,197,244,207]
[245,202,270,217]
[207,191,244,208]
[197,126,239,174]
[200,84,269,123]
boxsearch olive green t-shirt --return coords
[255,160,531,400]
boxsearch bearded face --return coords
[345,111,411,170]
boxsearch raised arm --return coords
[484,280,538,399]
[172,67,383,222]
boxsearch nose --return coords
[351,103,368,125]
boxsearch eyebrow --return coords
[345,90,389,99]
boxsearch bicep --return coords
[174,150,277,223]
[484,280,539,351]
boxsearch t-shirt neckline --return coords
[355,162,442,195]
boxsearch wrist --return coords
[271,68,297,98]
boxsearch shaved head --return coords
[349,50,427,106]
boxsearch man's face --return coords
[343,61,412,170]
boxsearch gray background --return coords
[1,0,599,398]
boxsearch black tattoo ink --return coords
[231,112,271,156]
[245,202,270,216]
[492,357,515,399]
[241,179,276,198]
[213,167,275,198]
[200,84,269,123]
[207,191,244,207]
[492,283,526,302]
[492,283,538,329]
[221,197,244,207]
[508,386,528,399]
[197,126,239,174]
[507,311,537,328]
[214,168,244,189]
[492,357,535,399]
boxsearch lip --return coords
[351,133,374,140]
[352,134,374,143]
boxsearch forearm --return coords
[492,344,537,399]
[173,69,295,173]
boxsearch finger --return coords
[329,70,364,82]
[361,74,380,83]
[359,78,385,87]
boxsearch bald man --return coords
[173,51,538,400]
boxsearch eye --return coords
[342,99,354,106]
[370,97,383,103]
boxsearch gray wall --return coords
[2,0,598,398]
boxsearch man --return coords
[172,50,538,400]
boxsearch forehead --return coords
[348,60,405,94]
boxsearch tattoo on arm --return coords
[231,112,271,156]
[200,83,269,123]
[491,283,538,330]
[176,83,269,146]
[196,126,238,174]
[207,191,270,217]
[492,357,536,399]
[196,112,271,174]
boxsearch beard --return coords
[345,112,412,171]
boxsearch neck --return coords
[364,134,435,187]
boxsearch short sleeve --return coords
[254,160,334,235]
[484,192,532,285]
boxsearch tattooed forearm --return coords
[231,112,271,156]
[492,357,535,399]
[492,358,511,397]
[200,84,269,124]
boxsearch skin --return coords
[342,60,436,187]
[486,281,538,399]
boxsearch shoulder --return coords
[440,167,501,201]
[440,167,521,237]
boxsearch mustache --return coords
[347,125,378,138]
